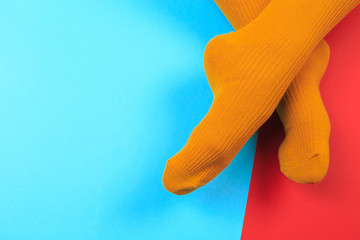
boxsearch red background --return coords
[241,5,360,240]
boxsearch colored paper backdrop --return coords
[0,1,256,239]
[241,6,360,240]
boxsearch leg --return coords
[163,0,359,195]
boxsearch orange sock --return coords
[163,0,360,195]
[214,0,331,184]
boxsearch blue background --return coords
[0,0,257,239]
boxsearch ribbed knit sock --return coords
[214,0,331,184]
[163,0,359,195]
[277,42,330,183]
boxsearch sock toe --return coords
[280,153,329,184]
[162,158,206,195]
